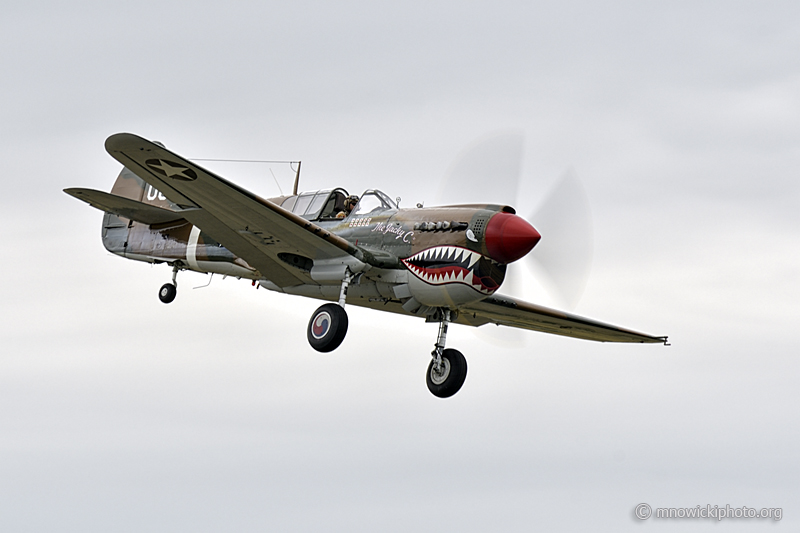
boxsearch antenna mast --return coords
[293,161,301,195]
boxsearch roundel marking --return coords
[311,311,332,339]
[145,159,198,181]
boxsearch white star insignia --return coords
[145,159,197,181]
[149,160,188,179]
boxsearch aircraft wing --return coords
[104,133,362,288]
[460,294,668,344]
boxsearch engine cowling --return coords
[402,211,540,307]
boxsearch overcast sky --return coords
[1,1,798,531]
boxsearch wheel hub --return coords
[430,358,451,385]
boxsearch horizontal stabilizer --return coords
[64,188,188,225]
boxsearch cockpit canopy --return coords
[280,188,347,220]
[350,189,397,216]
[280,188,397,220]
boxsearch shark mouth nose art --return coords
[402,245,504,295]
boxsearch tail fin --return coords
[110,166,146,201]
[102,167,144,255]
[103,163,181,255]
[111,166,175,208]
[103,165,174,254]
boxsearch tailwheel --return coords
[427,348,467,398]
[307,303,349,352]
[158,283,176,304]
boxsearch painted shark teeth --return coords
[405,245,481,266]
[401,245,495,295]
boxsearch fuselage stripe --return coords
[187,225,201,270]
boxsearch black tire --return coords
[426,348,468,398]
[307,303,348,352]
[159,283,177,304]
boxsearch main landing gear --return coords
[426,309,467,398]
[303,274,467,397]
[158,264,181,304]
[307,270,352,353]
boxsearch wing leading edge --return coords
[461,294,668,344]
[104,133,365,288]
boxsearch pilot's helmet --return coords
[345,195,359,208]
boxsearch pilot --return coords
[336,195,359,218]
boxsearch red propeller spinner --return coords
[484,212,541,264]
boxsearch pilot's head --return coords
[345,195,359,212]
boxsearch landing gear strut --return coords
[307,269,351,352]
[159,264,181,304]
[426,309,467,398]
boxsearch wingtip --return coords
[104,132,148,154]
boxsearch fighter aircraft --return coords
[65,133,667,398]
